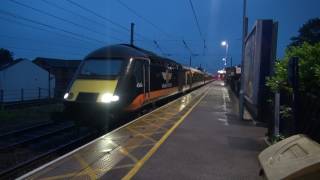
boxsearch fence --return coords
[0,88,55,103]
[278,91,320,142]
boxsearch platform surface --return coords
[132,81,267,180]
[19,81,267,180]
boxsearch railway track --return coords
[0,85,206,179]
[0,120,98,179]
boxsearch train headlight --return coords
[64,93,69,99]
[63,92,74,100]
[101,93,119,103]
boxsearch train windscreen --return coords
[79,59,124,77]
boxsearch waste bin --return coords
[259,134,320,179]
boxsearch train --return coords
[63,44,212,123]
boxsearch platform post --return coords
[0,89,3,110]
[38,87,41,99]
[288,57,300,133]
[21,88,24,101]
[239,0,248,120]
[274,92,280,136]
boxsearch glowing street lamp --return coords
[221,41,228,47]
[221,41,229,67]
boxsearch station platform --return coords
[19,81,267,180]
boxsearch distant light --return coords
[221,41,227,46]
[218,70,226,74]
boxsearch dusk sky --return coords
[1,0,320,73]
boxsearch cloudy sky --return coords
[0,0,319,72]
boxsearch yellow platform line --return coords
[145,116,170,122]
[112,164,134,170]
[41,172,79,180]
[74,154,97,180]
[127,130,166,139]
[108,141,139,163]
[41,164,136,180]
[119,147,139,163]
[122,89,209,180]
[126,127,157,143]
[126,143,155,150]
[141,119,169,131]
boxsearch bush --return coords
[266,42,320,96]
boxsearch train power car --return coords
[63,44,210,123]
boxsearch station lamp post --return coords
[189,53,199,67]
[221,40,229,67]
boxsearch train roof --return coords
[85,44,180,66]
[85,44,148,60]
[182,66,204,73]
[128,45,179,65]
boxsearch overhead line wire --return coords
[188,0,204,40]
[9,0,122,42]
[116,0,174,39]
[3,45,85,57]
[41,0,125,40]
[182,40,194,55]
[65,0,152,41]
[42,0,105,27]
[0,9,105,44]
[0,15,98,46]
[0,34,91,50]
[153,40,166,56]
[188,0,206,54]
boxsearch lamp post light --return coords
[222,57,227,66]
[221,40,229,67]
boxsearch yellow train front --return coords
[63,44,209,124]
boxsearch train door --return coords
[178,68,184,92]
[187,70,193,89]
[143,60,150,101]
[134,59,150,103]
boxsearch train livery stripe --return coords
[67,79,118,102]
[126,94,145,111]
[126,87,179,111]
[148,87,178,100]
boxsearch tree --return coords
[289,18,320,47]
[0,48,14,66]
[267,19,320,140]
[266,42,320,96]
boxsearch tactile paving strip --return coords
[20,86,209,180]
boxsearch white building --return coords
[0,59,55,103]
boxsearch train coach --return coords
[63,44,210,120]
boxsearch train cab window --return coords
[79,59,124,78]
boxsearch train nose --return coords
[65,79,118,103]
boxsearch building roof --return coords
[0,59,23,71]
[33,57,81,69]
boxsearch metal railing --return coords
[0,88,55,103]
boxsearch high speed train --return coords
[63,44,212,121]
